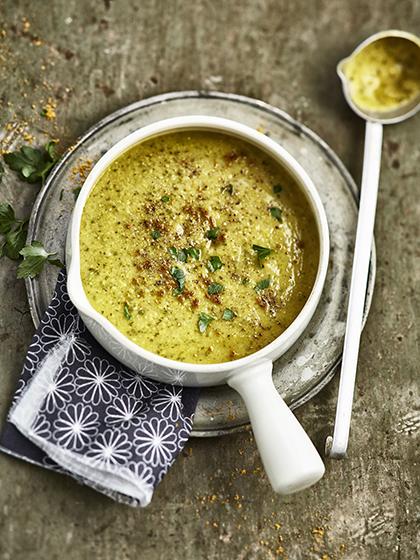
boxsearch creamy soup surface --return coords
[80,131,319,364]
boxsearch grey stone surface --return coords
[0,1,418,559]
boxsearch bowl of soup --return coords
[67,116,329,494]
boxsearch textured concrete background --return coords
[0,1,419,559]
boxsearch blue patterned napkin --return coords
[0,270,200,506]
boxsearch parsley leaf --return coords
[198,312,214,333]
[252,244,272,263]
[0,203,16,234]
[222,308,235,321]
[222,184,234,195]
[123,303,132,320]
[17,241,63,278]
[255,277,271,291]
[208,282,224,295]
[273,184,283,194]
[205,227,220,241]
[170,266,185,294]
[269,206,282,222]
[3,141,59,185]
[151,229,161,240]
[161,195,170,203]
[168,247,178,259]
[207,255,223,272]
[3,220,28,260]
[185,247,200,260]
[0,203,29,260]
[169,246,200,262]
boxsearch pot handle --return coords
[228,360,325,495]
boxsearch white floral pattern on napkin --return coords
[0,270,199,507]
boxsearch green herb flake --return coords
[123,303,132,320]
[17,241,63,279]
[198,312,214,333]
[222,184,234,195]
[273,184,283,194]
[252,244,272,263]
[269,206,282,222]
[161,195,170,203]
[170,266,185,294]
[151,229,161,240]
[255,277,271,291]
[207,255,223,272]
[168,247,178,259]
[208,282,224,295]
[222,308,235,321]
[185,247,200,260]
[3,141,59,185]
[205,227,220,241]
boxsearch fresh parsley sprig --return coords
[3,141,59,185]
[0,203,28,260]
[17,241,63,279]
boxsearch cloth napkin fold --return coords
[0,270,200,507]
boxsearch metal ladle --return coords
[326,30,420,458]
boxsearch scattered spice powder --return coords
[42,98,57,120]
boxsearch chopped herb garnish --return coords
[205,227,220,241]
[222,308,235,321]
[73,187,81,200]
[3,141,59,185]
[198,312,214,333]
[185,247,200,260]
[170,266,185,294]
[207,255,223,272]
[273,184,283,194]
[269,206,282,222]
[123,303,132,320]
[161,195,170,203]
[208,282,224,295]
[169,247,199,262]
[222,184,234,195]
[177,248,187,262]
[241,277,250,285]
[151,229,161,240]
[255,277,271,291]
[252,244,272,263]
[168,247,178,259]
[17,241,63,279]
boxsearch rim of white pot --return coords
[67,115,330,374]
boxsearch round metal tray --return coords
[25,91,375,437]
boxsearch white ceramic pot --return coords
[67,116,330,495]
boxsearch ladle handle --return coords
[326,120,383,458]
[228,360,325,495]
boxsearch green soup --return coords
[80,131,319,364]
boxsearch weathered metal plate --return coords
[25,91,375,437]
